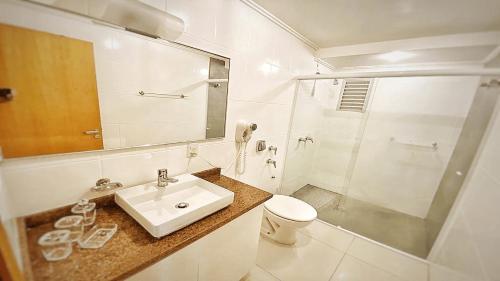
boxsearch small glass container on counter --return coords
[38,230,72,261]
[54,215,84,242]
[71,199,96,226]
[78,223,117,249]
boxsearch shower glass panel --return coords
[281,76,488,258]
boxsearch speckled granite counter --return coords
[17,168,272,281]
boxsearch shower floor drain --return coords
[175,202,189,209]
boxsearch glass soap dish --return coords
[77,223,117,249]
[38,230,72,261]
[54,215,84,242]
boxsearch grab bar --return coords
[138,91,188,99]
[137,79,227,99]
[390,137,438,150]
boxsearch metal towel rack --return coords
[138,91,188,99]
[137,79,228,99]
[390,137,438,151]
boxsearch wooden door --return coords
[0,23,103,158]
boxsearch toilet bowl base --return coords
[260,209,313,245]
[260,225,297,245]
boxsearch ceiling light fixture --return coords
[377,51,416,62]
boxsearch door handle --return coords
[0,88,14,102]
[83,129,101,139]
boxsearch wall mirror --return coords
[0,0,229,159]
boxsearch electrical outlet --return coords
[187,143,199,158]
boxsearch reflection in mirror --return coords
[0,5,229,159]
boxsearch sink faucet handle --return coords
[92,178,122,192]
[96,178,111,187]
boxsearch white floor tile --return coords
[330,255,403,281]
[428,263,474,281]
[299,220,354,252]
[347,238,428,281]
[241,266,281,281]
[256,233,343,281]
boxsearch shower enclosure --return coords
[280,73,499,258]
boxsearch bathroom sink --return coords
[115,174,234,237]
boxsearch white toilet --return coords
[261,195,317,245]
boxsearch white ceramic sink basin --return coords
[115,174,234,237]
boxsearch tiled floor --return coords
[244,220,429,281]
[291,185,429,258]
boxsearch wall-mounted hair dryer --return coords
[235,121,257,143]
[235,121,257,174]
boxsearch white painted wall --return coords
[0,0,317,217]
[429,88,500,281]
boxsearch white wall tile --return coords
[2,157,101,216]
[101,150,169,187]
[429,263,474,281]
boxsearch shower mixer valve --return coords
[298,136,314,143]
[266,159,277,168]
[268,146,278,155]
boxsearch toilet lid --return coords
[264,195,317,222]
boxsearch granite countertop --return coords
[17,168,272,281]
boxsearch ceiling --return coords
[252,0,500,48]
[324,45,498,68]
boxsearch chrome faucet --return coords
[157,169,179,188]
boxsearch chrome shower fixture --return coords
[480,79,500,88]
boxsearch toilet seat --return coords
[264,195,317,222]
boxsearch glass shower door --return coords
[282,75,490,258]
